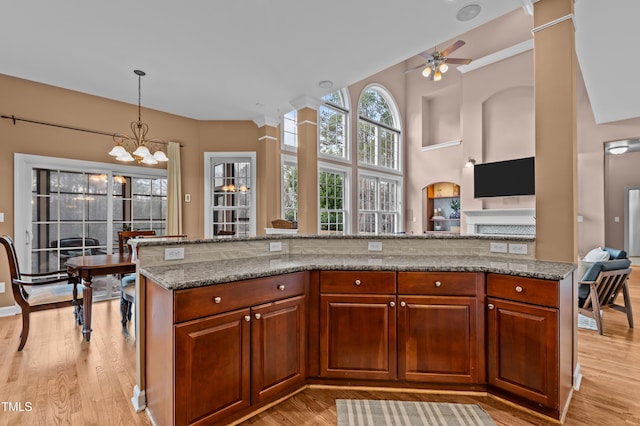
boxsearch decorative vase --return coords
[449,211,460,219]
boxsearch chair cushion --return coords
[121,274,136,288]
[603,247,628,260]
[578,258,632,307]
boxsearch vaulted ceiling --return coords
[0,1,634,125]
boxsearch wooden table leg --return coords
[82,277,93,342]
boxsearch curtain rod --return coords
[1,114,183,147]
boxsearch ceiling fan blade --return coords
[441,40,465,57]
[445,58,472,65]
[418,52,434,60]
[404,63,426,74]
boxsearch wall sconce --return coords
[464,157,476,168]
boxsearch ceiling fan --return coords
[404,40,472,81]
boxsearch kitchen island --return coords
[132,235,576,425]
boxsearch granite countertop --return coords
[140,254,576,291]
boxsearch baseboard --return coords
[574,363,582,391]
[131,385,146,413]
[0,304,19,317]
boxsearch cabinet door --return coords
[487,297,558,409]
[251,295,306,403]
[320,294,397,380]
[398,296,482,384]
[175,309,251,426]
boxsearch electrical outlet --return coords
[490,242,508,253]
[269,242,282,252]
[164,247,185,260]
[368,241,383,252]
[0,282,4,293]
[185,194,191,203]
[508,244,528,255]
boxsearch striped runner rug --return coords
[336,399,496,426]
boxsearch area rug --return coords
[578,313,598,331]
[336,399,496,426]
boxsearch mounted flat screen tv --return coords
[473,157,535,198]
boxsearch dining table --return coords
[65,253,135,342]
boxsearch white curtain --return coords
[166,141,182,235]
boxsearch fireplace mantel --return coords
[463,208,535,236]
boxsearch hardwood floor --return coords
[1,268,639,425]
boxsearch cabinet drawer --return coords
[174,272,306,323]
[398,272,478,296]
[320,271,396,294]
[487,274,559,308]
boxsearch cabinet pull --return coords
[255,313,261,320]
[400,301,406,307]
[488,303,495,309]
[214,297,222,304]
[277,284,285,291]
[354,279,361,286]
[389,301,396,308]
[515,286,524,293]
[434,281,442,287]
[244,315,251,322]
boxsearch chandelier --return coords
[108,70,168,165]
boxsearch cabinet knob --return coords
[389,301,396,308]
[354,279,361,286]
[277,284,285,291]
[400,301,406,307]
[214,297,222,304]
[488,303,495,310]
[244,315,251,322]
[434,281,442,287]
[515,286,523,293]
[254,313,261,320]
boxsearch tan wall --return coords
[0,74,259,307]
[604,151,640,250]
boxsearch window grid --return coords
[358,175,400,234]
[283,110,298,148]
[212,161,252,237]
[320,90,349,160]
[282,162,298,221]
[319,170,345,234]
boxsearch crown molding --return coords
[458,39,533,74]
[252,115,280,128]
[290,95,323,111]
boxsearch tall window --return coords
[319,90,349,160]
[282,159,298,221]
[319,168,346,234]
[357,86,403,233]
[358,87,401,170]
[358,174,400,234]
[282,110,298,149]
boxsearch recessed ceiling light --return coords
[608,146,628,155]
[318,80,333,89]
[457,3,482,22]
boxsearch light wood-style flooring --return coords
[1,268,639,425]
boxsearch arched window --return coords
[319,90,349,160]
[357,86,402,234]
[358,87,401,170]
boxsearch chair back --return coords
[1,235,22,282]
[582,268,632,311]
[117,230,156,254]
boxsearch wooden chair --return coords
[578,267,633,335]
[1,234,82,351]
[216,229,235,236]
[117,230,156,327]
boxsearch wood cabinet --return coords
[397,272,485,384]
[146,272,307,426]
[486,273,573,417]
[319,271,397,380]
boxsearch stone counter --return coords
[140,254,575,291]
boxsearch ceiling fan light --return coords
[141,154,158,165]
[439,63,449,73]
[422,67,432,78]
[433,70,442,82]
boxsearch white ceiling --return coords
[0,1,635,125]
